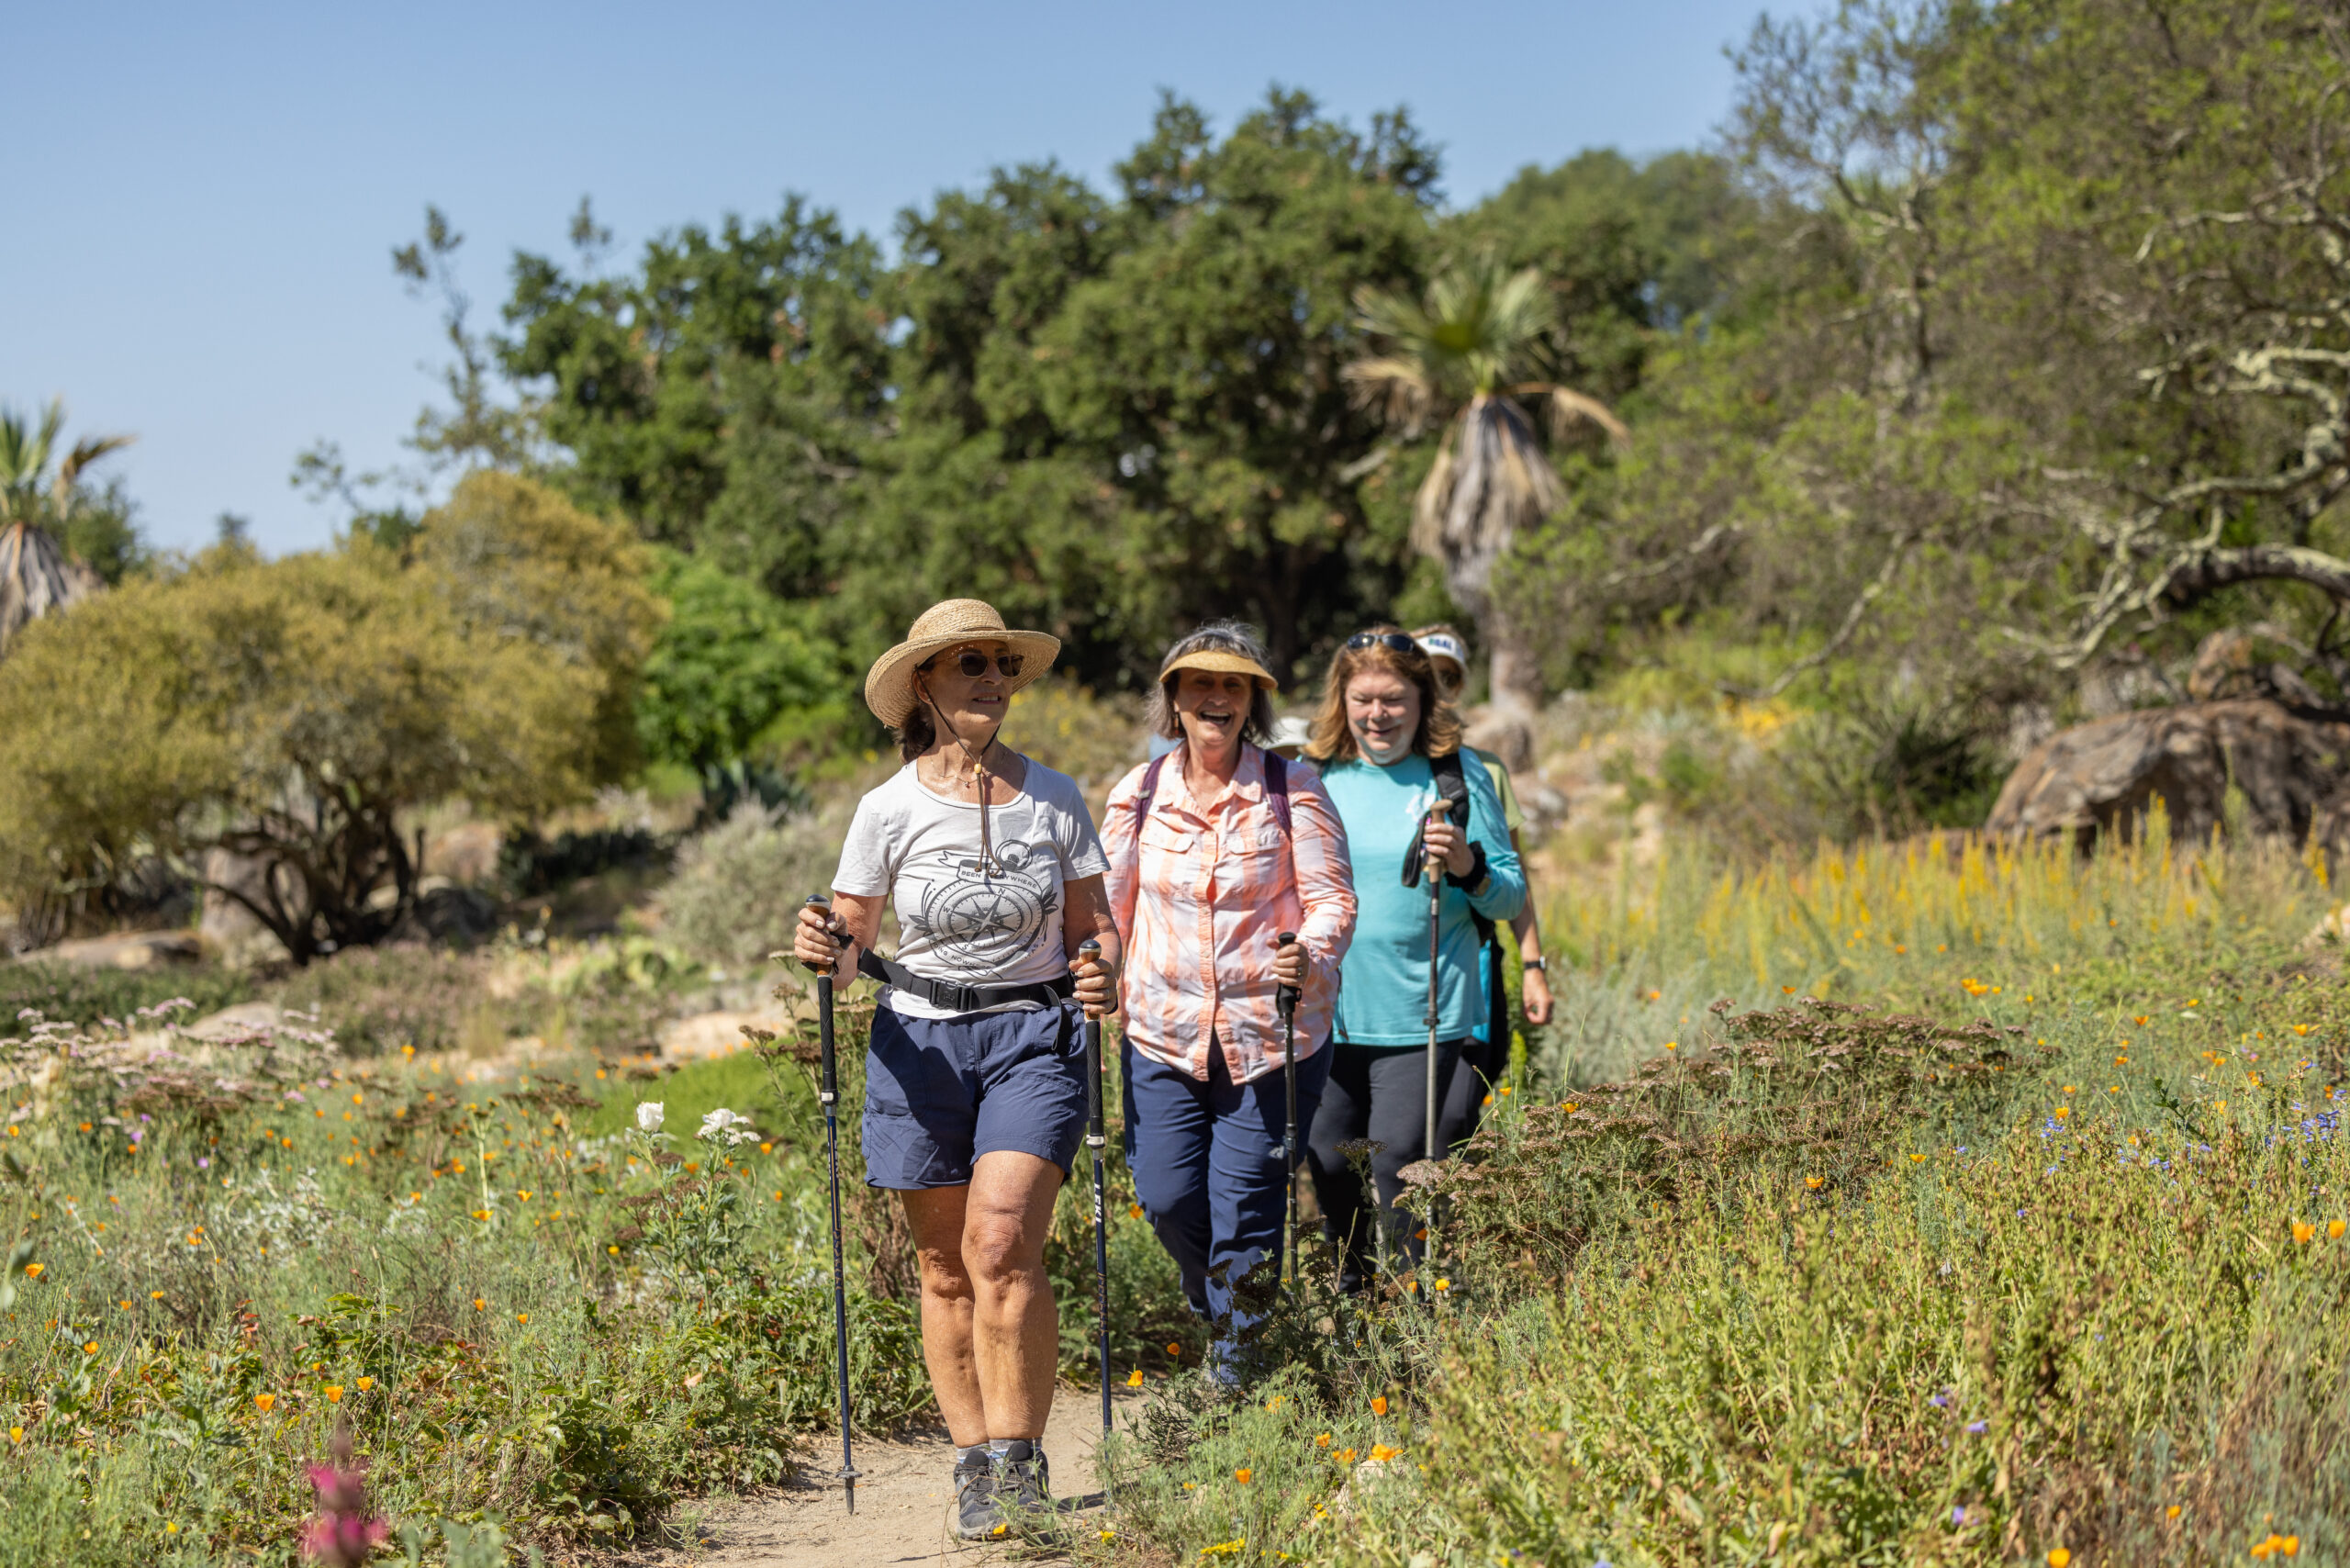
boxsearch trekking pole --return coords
[1422,802,1449,1171]
[1419,802,1449,1292]
[1079,937,1113,1442]
[804,895,861,1515]
[1274,931,1300,1291]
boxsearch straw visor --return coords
[864,599,1061,729]
[1158,647,1279,691]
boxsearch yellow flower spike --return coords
[1127,1370,1145,1387]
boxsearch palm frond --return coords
[1341,355,1438,435]
[54,432,136,512]
[1522,384,1631,452]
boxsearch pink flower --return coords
[301,1432,388,1567]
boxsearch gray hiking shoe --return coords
[995,1439,1052,1522]
[953,1450,1002,1540]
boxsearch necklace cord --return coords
[924,687,1004,877]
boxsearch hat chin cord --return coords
[922,684,1008,878]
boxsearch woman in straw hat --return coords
[792,599,1119,1540]
[1102,622,1356,1376]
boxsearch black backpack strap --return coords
[1400,751,1495,946]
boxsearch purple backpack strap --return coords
[1135,751,1170,823]
[1264,749,1292,839]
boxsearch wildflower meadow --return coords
[6,803,2350,1566]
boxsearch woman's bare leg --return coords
[900,1184,986,1446]
[900,1151,1064,1442]
[963,1150,1064,1439]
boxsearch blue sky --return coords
[5,1,1768,555]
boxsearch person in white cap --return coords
[791,598,1118,1540]
[1409,624,1554,1131]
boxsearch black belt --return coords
[856,950,1076,1014]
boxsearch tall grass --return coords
[1093,809,2350,1568]
[1537,800,2333,1085]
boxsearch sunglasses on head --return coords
[1346,632,1418,655]
[926,648,1026,680]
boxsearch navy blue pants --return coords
[1124,1035,1331,1346]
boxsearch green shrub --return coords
[0,959,250,1030]
[654,804,844,972]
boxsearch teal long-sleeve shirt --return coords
[1319,750,1526,1047]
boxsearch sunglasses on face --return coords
[1346,632,1418,655]
[927,649,1025,680]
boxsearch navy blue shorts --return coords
[861,1002,1088,1189]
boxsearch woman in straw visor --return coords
[793,599,1118,1540]
[1103,623,1356,1372]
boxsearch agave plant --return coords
[1344,258,1627,698]
[0,398,131,654]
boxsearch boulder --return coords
[1986,698,2350,849]
[37,930,202,970]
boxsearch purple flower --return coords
[1965,1420,1988,1435]
[1929,1391,1951,1408]
[196,1158,210,1170]
[301,1432,386,1567]
[1952,1505,1968,1526]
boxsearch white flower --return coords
[698,1107,760,1147]
[635,1102,665,1134]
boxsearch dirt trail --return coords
[627,1394,1137,1568]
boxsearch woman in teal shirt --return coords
[1302,628,1525,1292]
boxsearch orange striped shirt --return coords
[1102,744,1356,1083]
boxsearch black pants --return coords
[1305,1039,1476,1286]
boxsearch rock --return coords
[1462,700,1537,777]
[2187,627,2325,705]
[1986,698,2350,850]
[183,1001,283,1041]
[36,930,202,970]
[659,1008,795,1060]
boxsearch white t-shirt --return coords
[833,760,1111,1018]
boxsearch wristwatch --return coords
[1523,958,1547,973]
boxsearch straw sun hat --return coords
[864,599,1061,729]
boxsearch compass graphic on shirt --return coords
[913,839,1056,967]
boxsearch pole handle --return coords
[807,895,839,1104]
[1078,939,1106,1142]
[1274,929,1300,1021]
[803,893,841,977]
[1424,799,1450,885]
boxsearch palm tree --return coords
[1344,257,1628,702]
[0,399,132,654]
